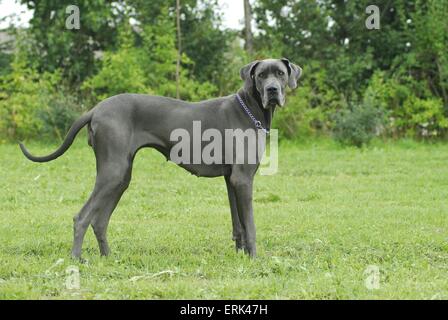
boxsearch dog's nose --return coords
[267,86,278,94]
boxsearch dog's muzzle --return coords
[263,85,285,108]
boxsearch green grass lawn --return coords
[0,138,447,299]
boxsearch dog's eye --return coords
[278,70,285,76]
[258,72,266,78]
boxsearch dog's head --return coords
[240,58,302,109]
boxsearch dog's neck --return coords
[237,88,274,132]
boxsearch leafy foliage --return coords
[82,22,148,100]
[0,30,85,141]
[332,103,383,147]
[0,56,81,140]
[253,0,448,144]
[0,0,447,145]
[83,9,217,102]
[18,0,120,86]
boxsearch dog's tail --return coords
[19,111,93,163]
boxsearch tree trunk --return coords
[176,0,181,99]
[244,0,253,56]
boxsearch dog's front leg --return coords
[225,176,245,251]
[229,173,256,258]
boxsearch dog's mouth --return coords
[268,96,279,105]
[263,93,285,109]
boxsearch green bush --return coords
[36,91,84,140]
[83,9,217,103]
[364,71,448,138]
[332,103,383,147]
[0,56,82,141]
[0,60,51,140]
[402,96,448,138]
[82,47,148,101]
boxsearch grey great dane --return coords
[19,58,302,259]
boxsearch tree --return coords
[83,8,217,102]
[244,0,253,56]
[81,21,147,100]
[408,0,448,111]
[19,0,122,87]
[126,0,232,85]
[0,30,81,140]
[176,0,181,99]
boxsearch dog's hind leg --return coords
[71,121,134,259]
[71,157,132,259]
[90,160,132,257]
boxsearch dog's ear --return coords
[281,58,302,89]
[240,60,260,87]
